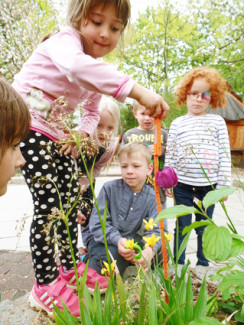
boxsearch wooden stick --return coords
[154,117,169,303]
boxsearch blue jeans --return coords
[173,182,216,266]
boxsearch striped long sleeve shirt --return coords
[165,114,231,188]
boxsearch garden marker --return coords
[154,117,169,303]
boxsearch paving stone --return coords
[0,251,29,264]
[8,263,33,277]
[1,289,16,301]
[12,289,28,301]
[0,274,34,291]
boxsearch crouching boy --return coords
[82,142,167,275]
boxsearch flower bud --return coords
[156,167,178,189]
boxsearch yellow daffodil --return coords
[143,218,157,231]
[101,260,116,277]
[143,234,160,249]
[125,238,136,250]
[165,233,172,242]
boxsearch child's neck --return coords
[186,112,207,117]
[138,126,154,131]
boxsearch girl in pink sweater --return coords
[12,0,169,318]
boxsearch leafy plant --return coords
[156,186,244,324]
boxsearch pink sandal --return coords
[59,262,108,294]
[28,277,81,318]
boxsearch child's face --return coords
[0,143,25,196]
[96,109,115,144]
[119,152,153,193]
[134,106,154,131]
[80,3,123,58]
[186,78,211,116]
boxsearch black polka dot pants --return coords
[20,131,80,285]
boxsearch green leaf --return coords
[227,238,244,259]
[93,286,103,323]
[176,232,190,264]
[103,283,113,324]
[149,286,158,325]
[240,304,244,322]
[62,301,80,324]
[219,270,244,292]
[156,205,198,222]
[202,187,235,209]
[189,316,222,324]
[137,282,146,324]
[117,275,127,321]
[185,272,194,322]
[203,225,232,261]
[52,299,78,325]
[193,277,207,318]
[183,221,211,235]
[83,285,94,316]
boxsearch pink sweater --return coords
[12,26,135,141]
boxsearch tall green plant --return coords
[156,186,244,324]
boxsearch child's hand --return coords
[58,131,89,157]
[165,188,173,197]
[129,84,170,119]
[77,210,87,225]
[136,247,155,273]
[118,238,135,262]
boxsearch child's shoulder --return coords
[102,178,124,191]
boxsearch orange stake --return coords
[154,117,169,303]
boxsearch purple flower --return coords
[156,167,178,189]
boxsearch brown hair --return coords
[0,78,30,160]
[66,0,131,34]
[118,142,152,165]
[175,67,229,108]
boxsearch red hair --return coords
[175,67,229,108]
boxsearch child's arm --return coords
[128,84,169,118]
[47,29,169,119]
[88,185,121,245]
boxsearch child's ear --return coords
[147,163,153,176]
[133,110,137,118]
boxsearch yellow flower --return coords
[143,234,161,249]
[165,233,172,242]
[143,218,157,231]
[125,238,135,250]
[101,260,116,277]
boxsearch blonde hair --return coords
[118,142,152,165]
[0,78,30,161]
[132,99,145,113]
[99,96,120,136]
[66,0,131,34]
[175,66,229,108]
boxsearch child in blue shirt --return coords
[83,142,167,274]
